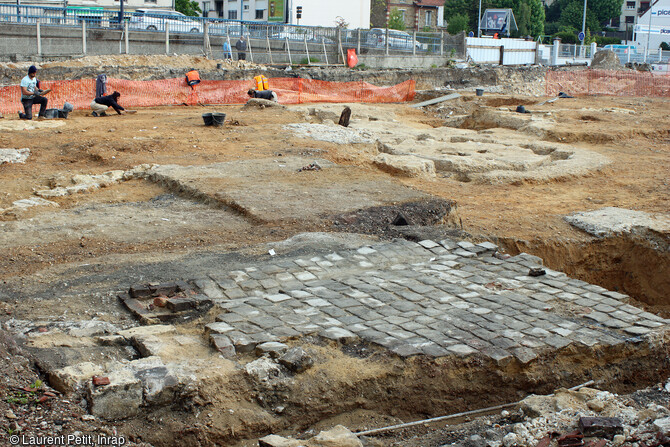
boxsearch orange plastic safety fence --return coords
[546,69,670,97]
[0,77,415,114]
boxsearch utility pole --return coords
[580,0,587,44]
[477,0,482,37]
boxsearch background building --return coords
[372,0,444,30]
[198,0,370,28]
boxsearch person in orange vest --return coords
[253,75,269,91]
[185,69,200,88]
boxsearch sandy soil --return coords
[0,88,669,446]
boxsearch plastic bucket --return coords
[475,88,484,97]
[44,108,59,119]
[62,102,74,112]
[58,110,69,119]
[202,113,213,126]
[211,113,226,127]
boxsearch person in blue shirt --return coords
[19,65,48,120]
[223,40,233,60]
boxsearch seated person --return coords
[90,91,125,117]
[247,88,278,102]
[19,65,48,120]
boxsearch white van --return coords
[129,9,203,33]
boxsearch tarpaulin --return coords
[0,77,415,114]
[546,69,670,97]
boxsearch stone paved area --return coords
[193,238,669,363]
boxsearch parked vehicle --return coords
[129,9,203,33]
[208,20,249,37]
[366,28,426,50]
[603,44,637,55]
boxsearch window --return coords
[625,15,634,23]
[425,10,432,26]
[244,4,249,9]
[626,1,635,9]
[228,10,237,19]
[398,9,405,21]
[255,9,264,19]
[202,1,210,16]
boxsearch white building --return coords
[200,0,270,21]
[633,0,670,48]
[199,0,371,29]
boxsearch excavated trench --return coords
[500,232,670,310]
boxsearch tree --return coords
[175,0,202,17]
[388,8,406,30]
[334,16,349,28]
[559,1,600,32]
[447,13,469,34]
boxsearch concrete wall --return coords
[358,55,453,69]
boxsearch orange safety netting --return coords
[0,77,415,114]
[546,69,670,97]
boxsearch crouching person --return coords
[247,89,278,102]
[91,91,125,117]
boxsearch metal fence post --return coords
[304,34,310,64]
[286,36,292,65]
[322,38,328,65]
[413,30,416,56]
[267,35,273,64]
[441,30,444,56]
[248,36,253,62]
[357,28,361,55]
[337,27,344,64]
[124,21,129,54]
[165,22,170,55]
[82,20,87,55]
[36,19,41,56]
[385,27,389,56]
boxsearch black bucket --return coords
[475,88,484,97]
[44,108,59,119]
[211,113,226,127]
[58,110,69,119]
[202,113,213,126]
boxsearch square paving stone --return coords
[447,344,477,355]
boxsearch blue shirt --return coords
[20,75,37,99]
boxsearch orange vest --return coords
[186,70,201,86]
[254,75,269,91]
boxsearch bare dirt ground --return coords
[1,74,669,446]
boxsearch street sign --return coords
[469,31,474,37]
[578,31,585,41]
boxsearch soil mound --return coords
[591,50,623,70]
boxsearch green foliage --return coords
[554,29,578,43]
[594,35,622,45]
[299,57,320,65]
[353,63,368,70]
[422,25,433,32]
[175,0,202,17]
[388,8,406,30]
[559,1,601,32]
[447,13,470,34]
[548,0,622,33]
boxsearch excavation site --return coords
[0,57,669,447]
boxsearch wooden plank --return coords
[411,92,461,108]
